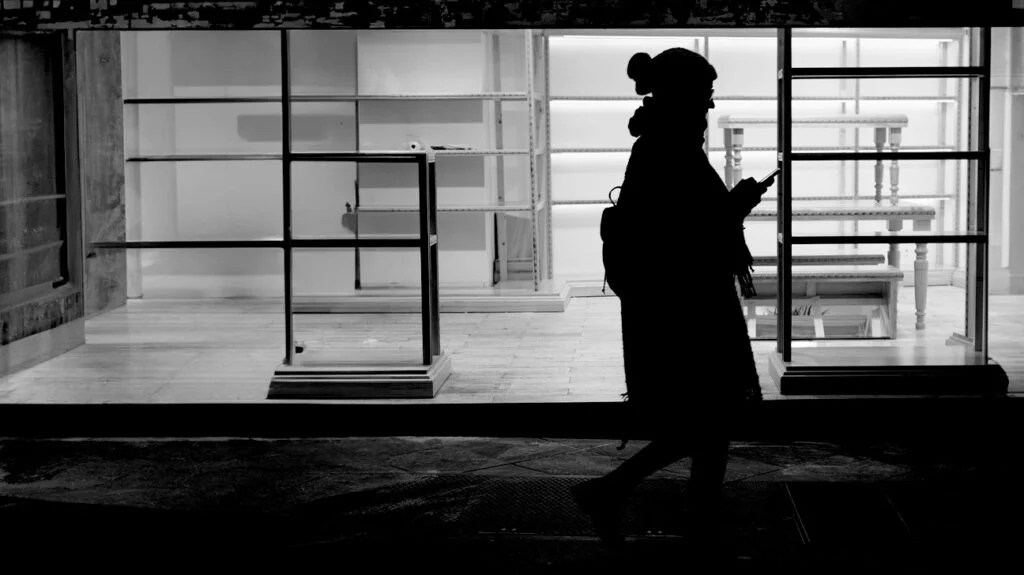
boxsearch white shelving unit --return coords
[120,30,554,310]
[304,30,549,294]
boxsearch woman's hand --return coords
[729,177,770,219]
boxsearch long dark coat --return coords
[613,121,760,433]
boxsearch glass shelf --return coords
[357,204,539,213]
[127,154,283,162]
[790,66,986,79]
[549,95,958,102]
[92,235,435,250]
[124,93,531,104]
[788,231,987,245]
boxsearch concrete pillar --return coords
[78,31,127,316]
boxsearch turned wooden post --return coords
[873,126,886,204]
[915,243,929,330]
[888,127,902,205]
[723,127,744,187]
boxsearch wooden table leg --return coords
[724,127,744,188]
[915,243,929,330]
[874,127,886,204]
[889,127,901,205]
[887,218,903,270]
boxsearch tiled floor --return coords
[0,286,1021,403]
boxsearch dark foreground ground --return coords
[1,435,1021,572]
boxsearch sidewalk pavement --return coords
[0,436,1020,571]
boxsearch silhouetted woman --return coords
[572,47,769,556]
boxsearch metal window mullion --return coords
[954,32,966,271]
[429,159,441,357]
[779,28,794,361]
[281,30,295,366]
[937,41,950,268]
[544,31,554,280]
[854,38,861,239]
[975,27,992,356]
[491,32,508,285]
[51,31,71,287]
[525,31,540,292]
[354,34,362,292]
[418,155,432,366]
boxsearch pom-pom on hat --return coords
[626,52,654,95]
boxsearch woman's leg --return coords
[571,434,690,548]
[686,434,731,555]
[602,435,691,496]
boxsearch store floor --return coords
[0,286,1021,404]
[0,436,1019,569]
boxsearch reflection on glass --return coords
[127,162,282,242]
[137,248,283,298]
[126,103,284,157]
[291,162,358,240]
[289,102,357,152]
[791,28,968,69]
[288,30,357,96]
[121,31,281,99]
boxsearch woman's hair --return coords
[627,48,717,97]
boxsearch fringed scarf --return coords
[629,96,757,299]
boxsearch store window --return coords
[118,28,1005,390]
[0,33,70,310]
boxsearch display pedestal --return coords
[769,347,1009,396]
[269,352,452,399]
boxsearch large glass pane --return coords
[126,161,282,241]
[289,101,357,152]
[124,102,284,156]
[764,242,972,344]
[548,33,704,97]
[121,31,281,99]
[292,305,424,365]
[137,248,283,298]
[292,162,358,240]
[289,30,357,96]
[357,30,496,94]
[549,100,636,150]
[551,204,604,283]
[791,28,968,69]
[0,34,65,300]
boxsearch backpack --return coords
[600,185,631,297]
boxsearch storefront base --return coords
[0,318,84,377]
[267,352,452,399]
[769,348,1009,396]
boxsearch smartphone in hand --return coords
[759,168,781,186]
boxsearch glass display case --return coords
[769,27,1007,394]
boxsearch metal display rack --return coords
[769,27,1008,395]
[100,30,450,398]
